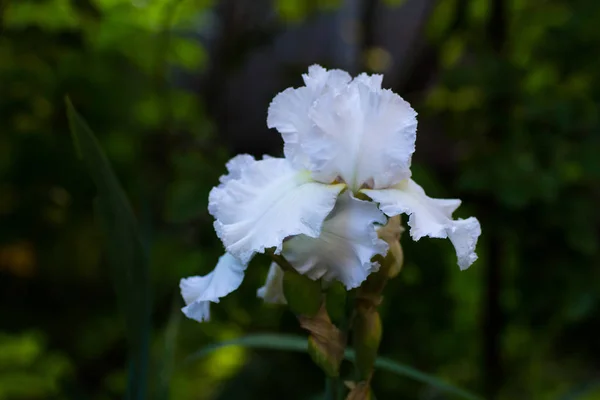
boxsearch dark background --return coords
[1,0,600,399]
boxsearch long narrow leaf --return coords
[369,357,481,400]
[186,334,484,400]
[559,380,600,400]
[187,334,308,360]
[153,297,182,400]
[66,98,151,400]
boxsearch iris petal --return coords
[268,65,417,191]
[283,192,388,289]
[180,253,246,322]
[209,156,344,263]
[267,65,352,172]
[363,180,481,270]
[257,263,286,304]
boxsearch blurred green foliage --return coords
[0,332,71,399]
[275,0,342,22]
[1,0,600,399]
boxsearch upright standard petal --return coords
[266,86,314,168]
[307,80,418,190]
[268,67,416,190]
[267,65,351,171]
[209,156,344,263]
[219,154,255,184]
[302,64,352,93]
[363,180,481,270]
[282,192,388,289]
[353,72,383,90]
[257,263,286,304]
[180,253,247,322]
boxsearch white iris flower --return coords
[180,65,481,322]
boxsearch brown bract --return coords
[345,381,372,400]
[299,305,346,377]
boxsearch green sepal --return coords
[325,281,347,326]
[283,269,322,317]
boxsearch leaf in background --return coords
[4,0,79,31]
[186,334,483,400]
[559,380,600,400]
[382,0,406,6]
[66,98,151,400]
[153,296,182,400]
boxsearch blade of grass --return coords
[186,334,484,400]
[67,98,151,400]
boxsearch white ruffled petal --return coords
[268,67,417,190]
[308,80,417,190]
[219,154,255,184]
[283,192,388,289]
[363,180,481,270]
[353,72,383,90]
[266,86,315,167]
[267,65,351,172]
[302,64,352,93]
[209,156,344,263]
[257,263,286,304]
[180,253,247,322]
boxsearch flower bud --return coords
[385,239,404,278]
[307,335,340,377]
[300,306,346,377]
[352,306,382,381]
[377,215,404,278]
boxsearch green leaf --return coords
[186,334,484,400]
[187,334,308,360]
[66,98,151,400]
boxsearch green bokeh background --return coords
[1,0,600,399]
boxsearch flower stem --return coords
[325,375,340,400]
[266,249,294,272]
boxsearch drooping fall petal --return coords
[284,192,388,289]
[363,179,481,270]
[209,156,344,263]
[180,253,247,322]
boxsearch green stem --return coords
[266,249,295,272]
[325,376,340,400]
